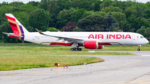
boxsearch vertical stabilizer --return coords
[5,13,29,40]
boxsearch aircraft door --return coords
[32,35,35,40]
[132,34,135,40]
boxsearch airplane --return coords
[3,14,149,51]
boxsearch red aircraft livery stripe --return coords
[6,16,16,21]
[50,43,73,46]
[99,43,111,45]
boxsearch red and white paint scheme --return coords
[3,14,149,51]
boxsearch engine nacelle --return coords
[84,41,104,49]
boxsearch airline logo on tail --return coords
[6,14,25,40]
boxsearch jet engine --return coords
[84,41,104,49]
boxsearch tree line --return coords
[0,0,150,43]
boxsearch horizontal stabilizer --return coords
[3,32,23,37]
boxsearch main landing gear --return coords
[70,47,82,51]
[137,45,141,51]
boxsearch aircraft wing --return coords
[3,32,23,37]
[36,29,83,42]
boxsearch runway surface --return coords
[0,51,150,84]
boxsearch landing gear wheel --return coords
[75,48,78,51]
[71,48,74,51]
[137,48,140,51]
[78,48,82,51]
[70,48,82,51]
[137,45,141,51]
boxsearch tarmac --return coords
[0,51,150,84]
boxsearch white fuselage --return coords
[24,32,149,46]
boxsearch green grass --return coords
[0,43,137,71]
[0,56,104,71]
[0,46,133,55]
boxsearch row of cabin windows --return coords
[70,36,88,38]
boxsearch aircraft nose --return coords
[145,39,149,44]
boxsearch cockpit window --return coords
[140,36,144,39]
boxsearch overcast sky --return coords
[0,0,149,4]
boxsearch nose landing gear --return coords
[70,47,82,51]
[137,48,140,51]
[137,45,141,51]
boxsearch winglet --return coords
[35,28,43,34]
[35,28,49,36]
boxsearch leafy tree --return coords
[26,26,34,32]
[21,4,40,13]
[94,1,101,11]
[9,1,24,7]
[127,14,138,31]
[47,27,58,32]
[104,12,119,31]
[125,6,136,18]
[89,3,95,10]
[82,11,106,19]
[73,27,82,32]
[57,0,70,10]
[74,8,85,22]
[112,28,119,32]
[101,6,122,12]
[62,21,77,31]
[0,5,13,16]
[39,0,59,28]
[27,1,39,6]
[77,14,105,31]
[144,9,150,18]
[70,0,98,11]
[38,0,48,10]
[0,15,5,25]
[9,1,24,11]
[81,11,95,18]
[121,0,134,10]
[0,21,15,43]
[0,21,12,34]
[135,4,144,18]
[39,0,59,15]
[28,9,51,31]
[112,12,127,30]
[146,27,150,37]
[57,8,85,28]
[57,9,70,28]
[137,18,150,29]
[47,0,59,15]
[101,0,112,8]
[1,1,9,5]
[123,23,131,32]
[112,0,122,8]
[136,26,147,36]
